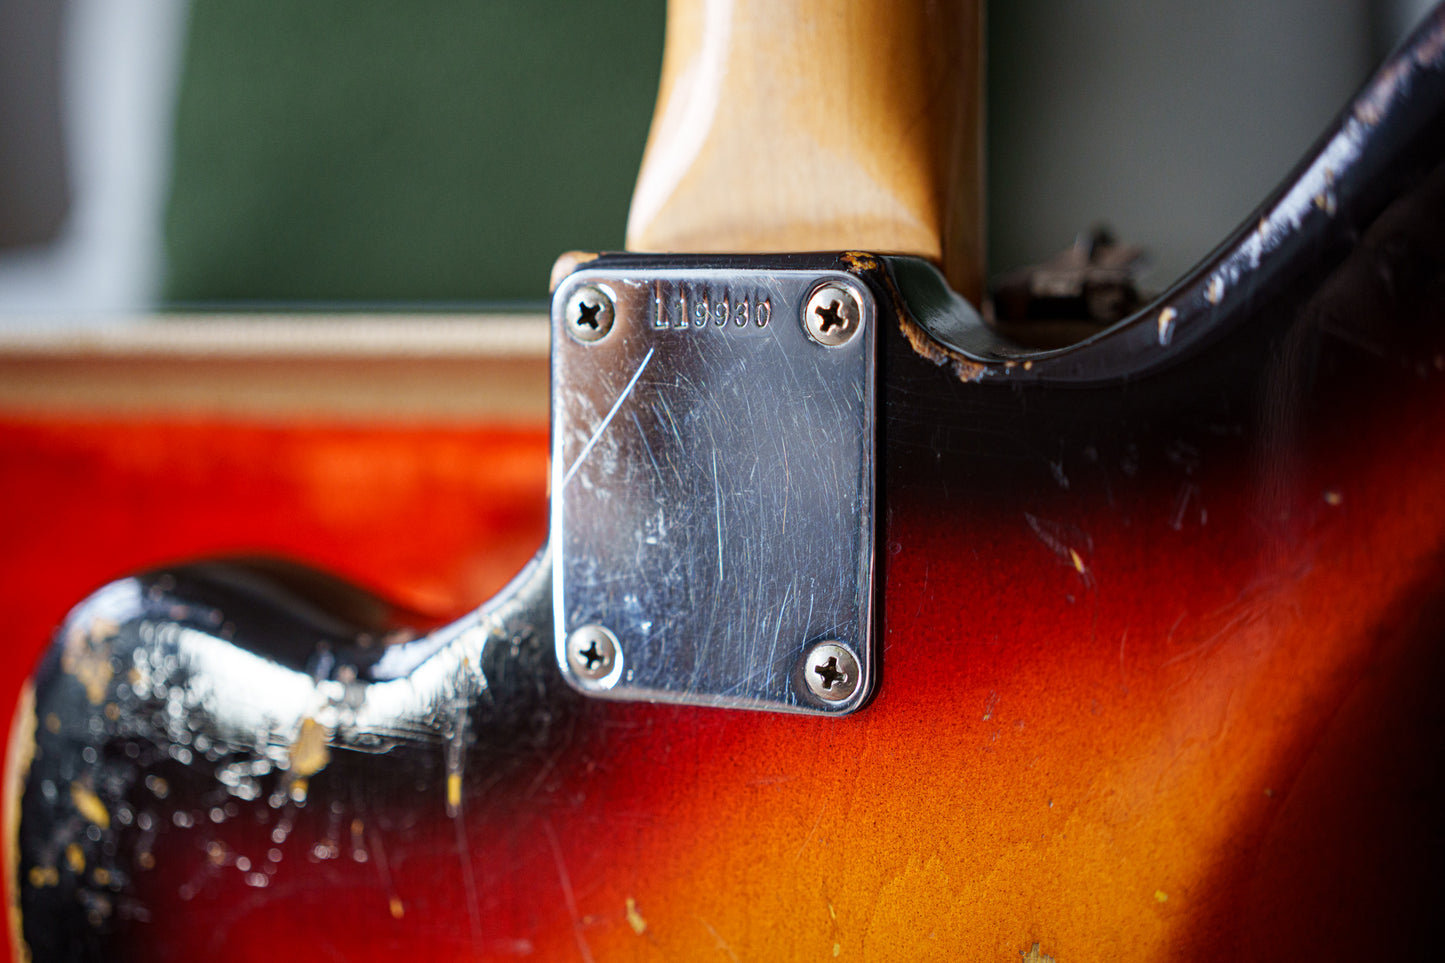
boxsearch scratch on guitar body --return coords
[544,819,595,963]
[695,915,741,962]
[1024,512,1096,588]
[794,803,828,862]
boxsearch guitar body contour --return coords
[9,5,1445,962]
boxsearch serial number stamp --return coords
[650,280,772,330]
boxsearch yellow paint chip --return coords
[389,896,405,920]
[70,783,110,829]
[1323,490,1343,507]
[65,843,85,874]
[1021,944,1056,963]
[60,621,116,705]
[27,866,58,888]
[1155,890,1169,903]
[287,717,331,778]
[833,942,842,957]
[446,772,462,813]
[625,896,647,935]
[1069,549,1086,574]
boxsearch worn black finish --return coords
[15,552,575,961]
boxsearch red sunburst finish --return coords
[8,38,1445,961]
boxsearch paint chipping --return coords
[26,867,57,889]
[896,311,986,381]
[1323,489,1343,506]
[1205,276,1224,305]
[287,717,330,779]
[833,943,842,957]
[1025,513,1095,587]
[389,897,405,920]
[1155,890,1169,903]
[845,249,989,383]
[70,783,110,829]
[625,896,647,935]
[446,772,462,813]
[61,619,117,705]
[839,251,881,274]
[1021,944,1056,963]
[1156,307,1177,346]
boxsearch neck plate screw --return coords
[565,284,616,343]
[567,624,621,683]
[802,282,863,346]
[802,641,861,703]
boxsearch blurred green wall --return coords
[164,0,665,305]
[165,1,1408,307]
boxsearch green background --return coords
[164,0,665,305]
[163,1,1387,307]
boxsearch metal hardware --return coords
[803,281,863,346]
[801,641,860,704]
[551,255,876,716]
[566,624,621,685]
[564,283,616,342]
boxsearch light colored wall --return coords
[0,0,188,322]
[987,0,1396,285]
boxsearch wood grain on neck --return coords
[626,0,984,301]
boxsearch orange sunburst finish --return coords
[18,285,1444,962]
[432,346,1445,961]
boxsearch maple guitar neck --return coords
[9,5,1445,963]
[626,0,985,301]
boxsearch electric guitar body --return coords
[8,3,1445,961]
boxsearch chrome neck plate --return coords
[551,255,876,715]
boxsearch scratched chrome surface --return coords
[551,266,876,714]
